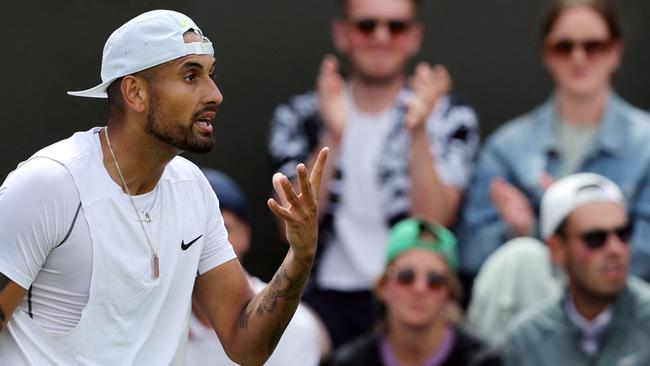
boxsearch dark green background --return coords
[1,1,648,280]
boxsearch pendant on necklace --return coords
[153,254,160,279]
[144,211,152,223]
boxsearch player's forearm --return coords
[409,128,460,227]
[0,273,26,333]
[233,250,312,365]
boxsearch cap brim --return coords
[67,78,115,98]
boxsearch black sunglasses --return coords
[545,38,613,58]
[388,267,447,289]
[578,223,633,250]
[350,18,412,36]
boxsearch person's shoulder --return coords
[626,276,650,313]
[164,156,214,194]
[435,93,479,125]
[331,332,380,366]
[166,155,204,178]
[29,127,101,164]
[505,297,562,343]
[485,106,544,147]
[613,95,650,126]
[5,157,76,197]
[613,97,650,142]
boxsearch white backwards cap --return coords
[540,173,625,240]
[68,9,213,98]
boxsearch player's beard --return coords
[145,93,215,153]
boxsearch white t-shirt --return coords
[0,128,236,365]
[317,93,394,290]
[185,276,321,366]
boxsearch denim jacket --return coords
[457,92,650,280]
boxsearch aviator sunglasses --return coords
[545,38,614,58]
[387,267,447,290]
[576,223,633,250]
[350,18,413,36]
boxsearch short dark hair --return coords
[336,0,421,18]
[540,0,622,42]
[106,69,159,117]
[106,77,125,115]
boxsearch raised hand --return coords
[317,54,347,142]
[405,62,452,130]
[268,147,329,260]
[490,178,535,237]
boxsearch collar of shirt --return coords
[538,90,625,158]
[564,295,613,357]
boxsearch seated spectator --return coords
[268,0,479,347]
[332,218,501,366]
[466,236,563,346]
[185,169,331,366]
[504,173,650,365]
[456,0,650,285]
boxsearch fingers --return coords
[272,173,289,206]
[320,54,339,75]
[275,173,302,210]
[297,163,315,206]
[309,147,329,201]
[539,173,555,190]
[317,55,341,92]
[267,198,292,221]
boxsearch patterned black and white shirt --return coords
[268,87,479,281]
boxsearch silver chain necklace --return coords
[103,127,160,279]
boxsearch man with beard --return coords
[268,0,479,347]
[0,10,328,366]
[504,173,650,365]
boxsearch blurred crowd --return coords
[192,0,650,365]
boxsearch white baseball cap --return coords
[540,173,625,240]
[68,9,214,98]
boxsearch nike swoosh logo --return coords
[181,235,203,251]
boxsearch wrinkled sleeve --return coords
[428,96,480,189]
[0,158,79,289]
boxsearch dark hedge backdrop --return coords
[1,1,648,280]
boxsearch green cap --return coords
[386,218,458,273]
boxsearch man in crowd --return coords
[268,0,479,346]
[505,173,650,365]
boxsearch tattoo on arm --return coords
[236,266,309,353]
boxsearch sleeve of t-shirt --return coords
[268,94,318,180]
[0,158,80,289]
[427,95,480,189]
[197,177,236,276]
